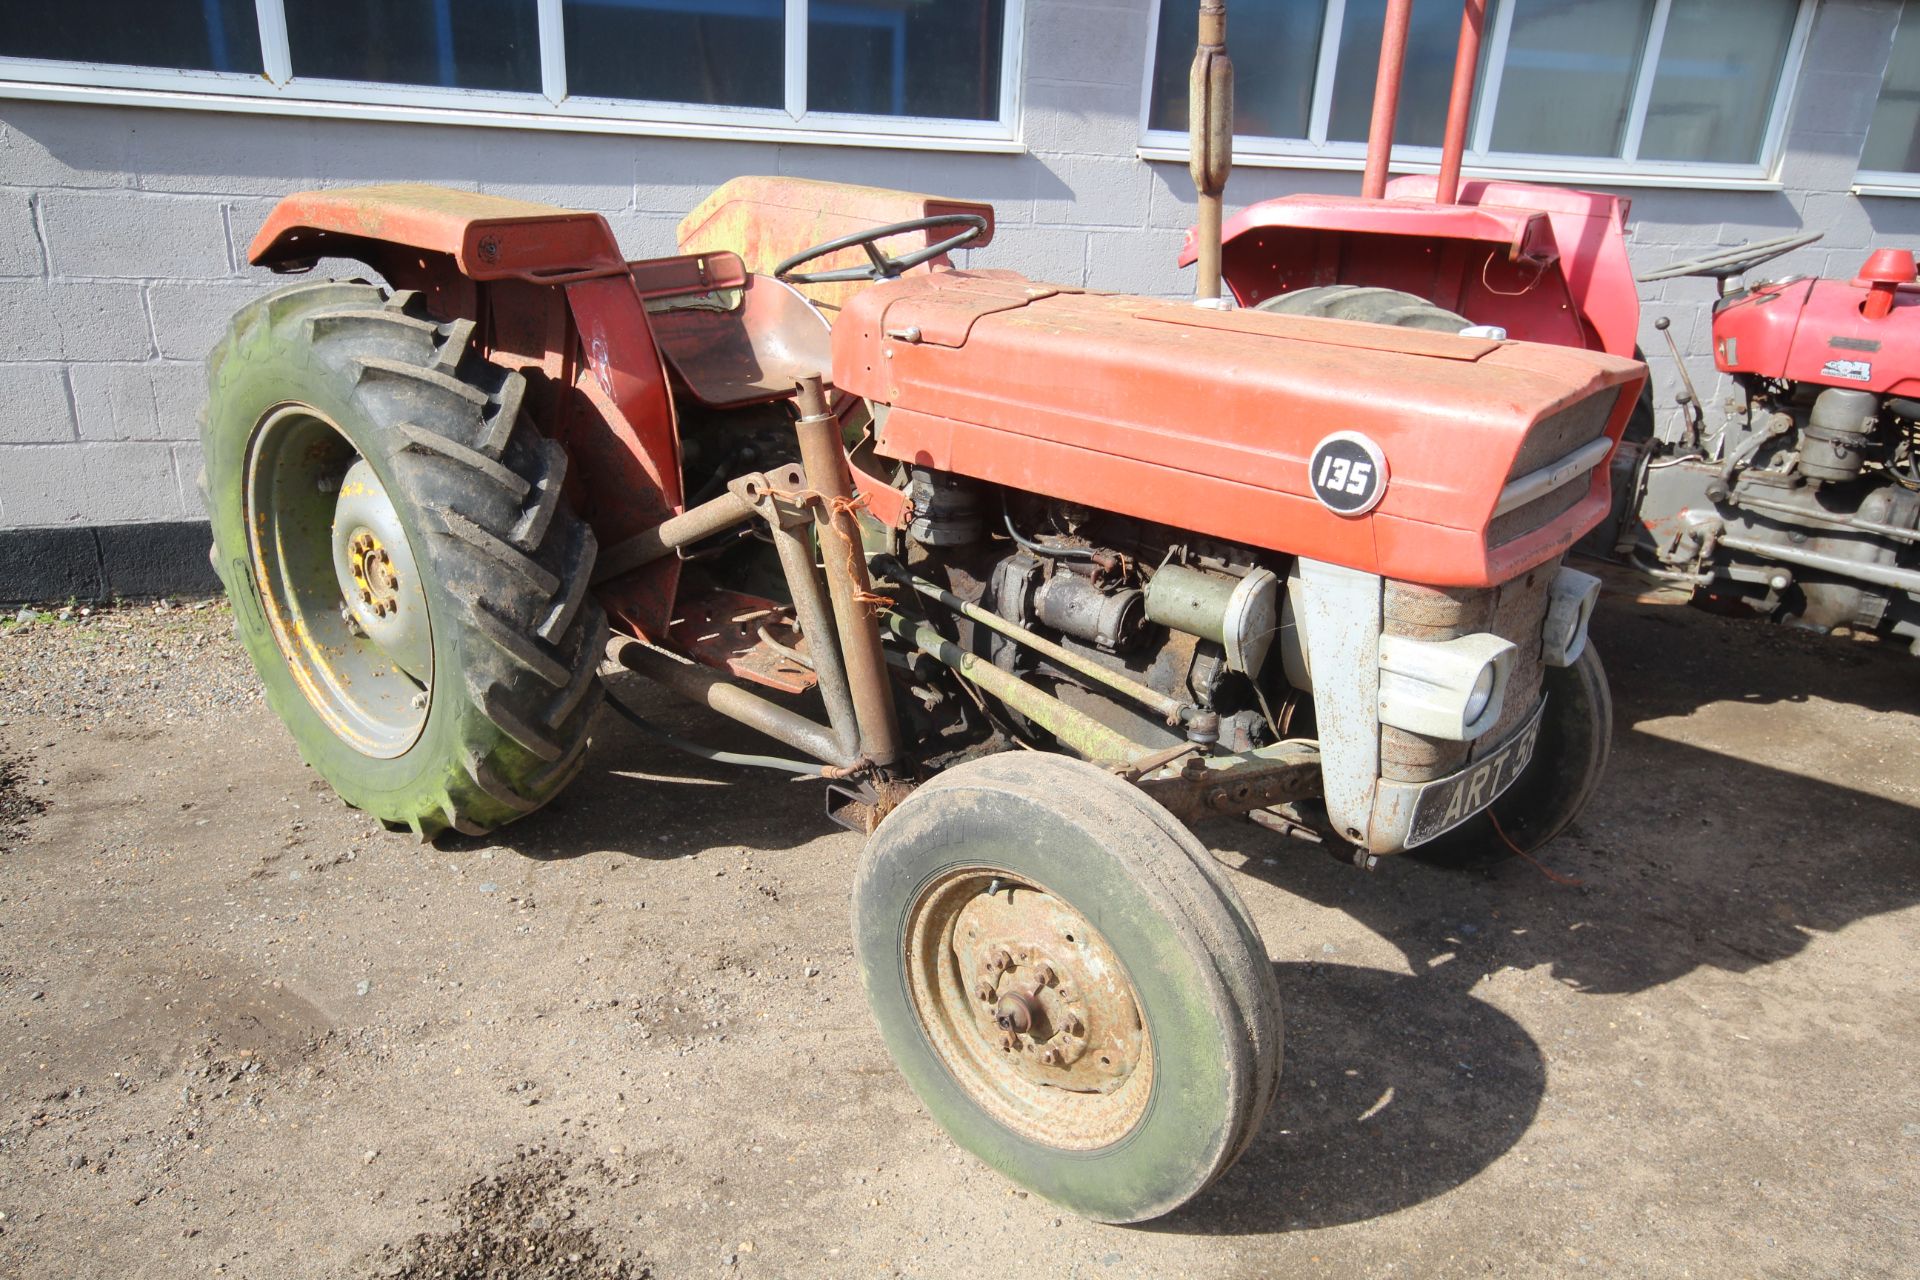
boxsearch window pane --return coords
[1638,0,1798,164]
[1327,0,1468,146]
[1862,1,1920,174]
[0,1,261,74]
[1147,0,1327,139]
[565,0,783,109]
[286,0,541,92]
[808,0,1004,119]
[1490,0,1656,158]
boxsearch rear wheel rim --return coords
[903,867,1153,1150]
[245,403,431,759]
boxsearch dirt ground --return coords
[0,590,1915,1279]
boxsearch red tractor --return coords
[200,2,1639,1221]
[1194,0,1920,653]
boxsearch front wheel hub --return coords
[906,869,1152,1150]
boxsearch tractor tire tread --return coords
[392,422,531,501]
[432,507,562,596]
[512,438,569,551]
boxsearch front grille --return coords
[1488,480,1587,546]
[1508,388,1620,480]
[1488,387,1621,548]
[1377,566,1554,784]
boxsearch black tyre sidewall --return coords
[853,777,1247,1223]
[1410,642,1613,868]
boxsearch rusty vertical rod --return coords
[1189,0,1233,303]
[1360,0,1416,200]
[1434,0,1486,205]
[768,511,861,762]
[791,374,902,768]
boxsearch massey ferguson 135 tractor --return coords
[1193,0,1920,654]
[200,2,1639,1221]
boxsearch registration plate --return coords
[1405,698,1546,847]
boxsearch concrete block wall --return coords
[2,0,1919,596]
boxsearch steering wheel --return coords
[1637,229,1824,283]
[773,214,988,285]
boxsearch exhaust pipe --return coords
[1434,0,1487,205]
[1189,0,1233,305]
[1360,0,1415,200]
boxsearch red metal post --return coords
[1435,0,1487,205]
[1360,0,1415,200]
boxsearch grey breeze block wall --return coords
[2,0,1919,600]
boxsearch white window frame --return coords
[0,0,1026,153]
[1136,0,1817,191]
[1854,0,1920,196]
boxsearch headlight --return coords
[1377,632,1516,741]
[1463,664,1496,724]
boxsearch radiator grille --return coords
[1378,565,1555,784]
[1487,386,1620,548]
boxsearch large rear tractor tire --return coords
[1409,643,1613,870]
[200,279,606,839]
[853,753,1282,1223]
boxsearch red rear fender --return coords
[1191,176,1640,360]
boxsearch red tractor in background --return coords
[201,1,1643,1222]
[1189,0,1920,653]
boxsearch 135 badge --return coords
[1307,431,1388,516]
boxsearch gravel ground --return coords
[0,593,1915,1279]
[1,601,262,726]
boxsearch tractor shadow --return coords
[1168,960,1546,1235]
[1160,596,1920,1233]
[1229,594,1920,997]
[440,667,847,863]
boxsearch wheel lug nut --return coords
[988,950,1011,974]
[974,982,995,1004]
[1061,1016,1083,1038]
[1000,1032,1015,1052]
[1034,964,1056,987]
[1040,1048,1062,1066]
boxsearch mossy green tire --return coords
[853,753,1282,1223]
[200,279,605,839]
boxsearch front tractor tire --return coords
[853,754,1283,1223]
[1412,644,1613,869]
[200,280,606,839]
